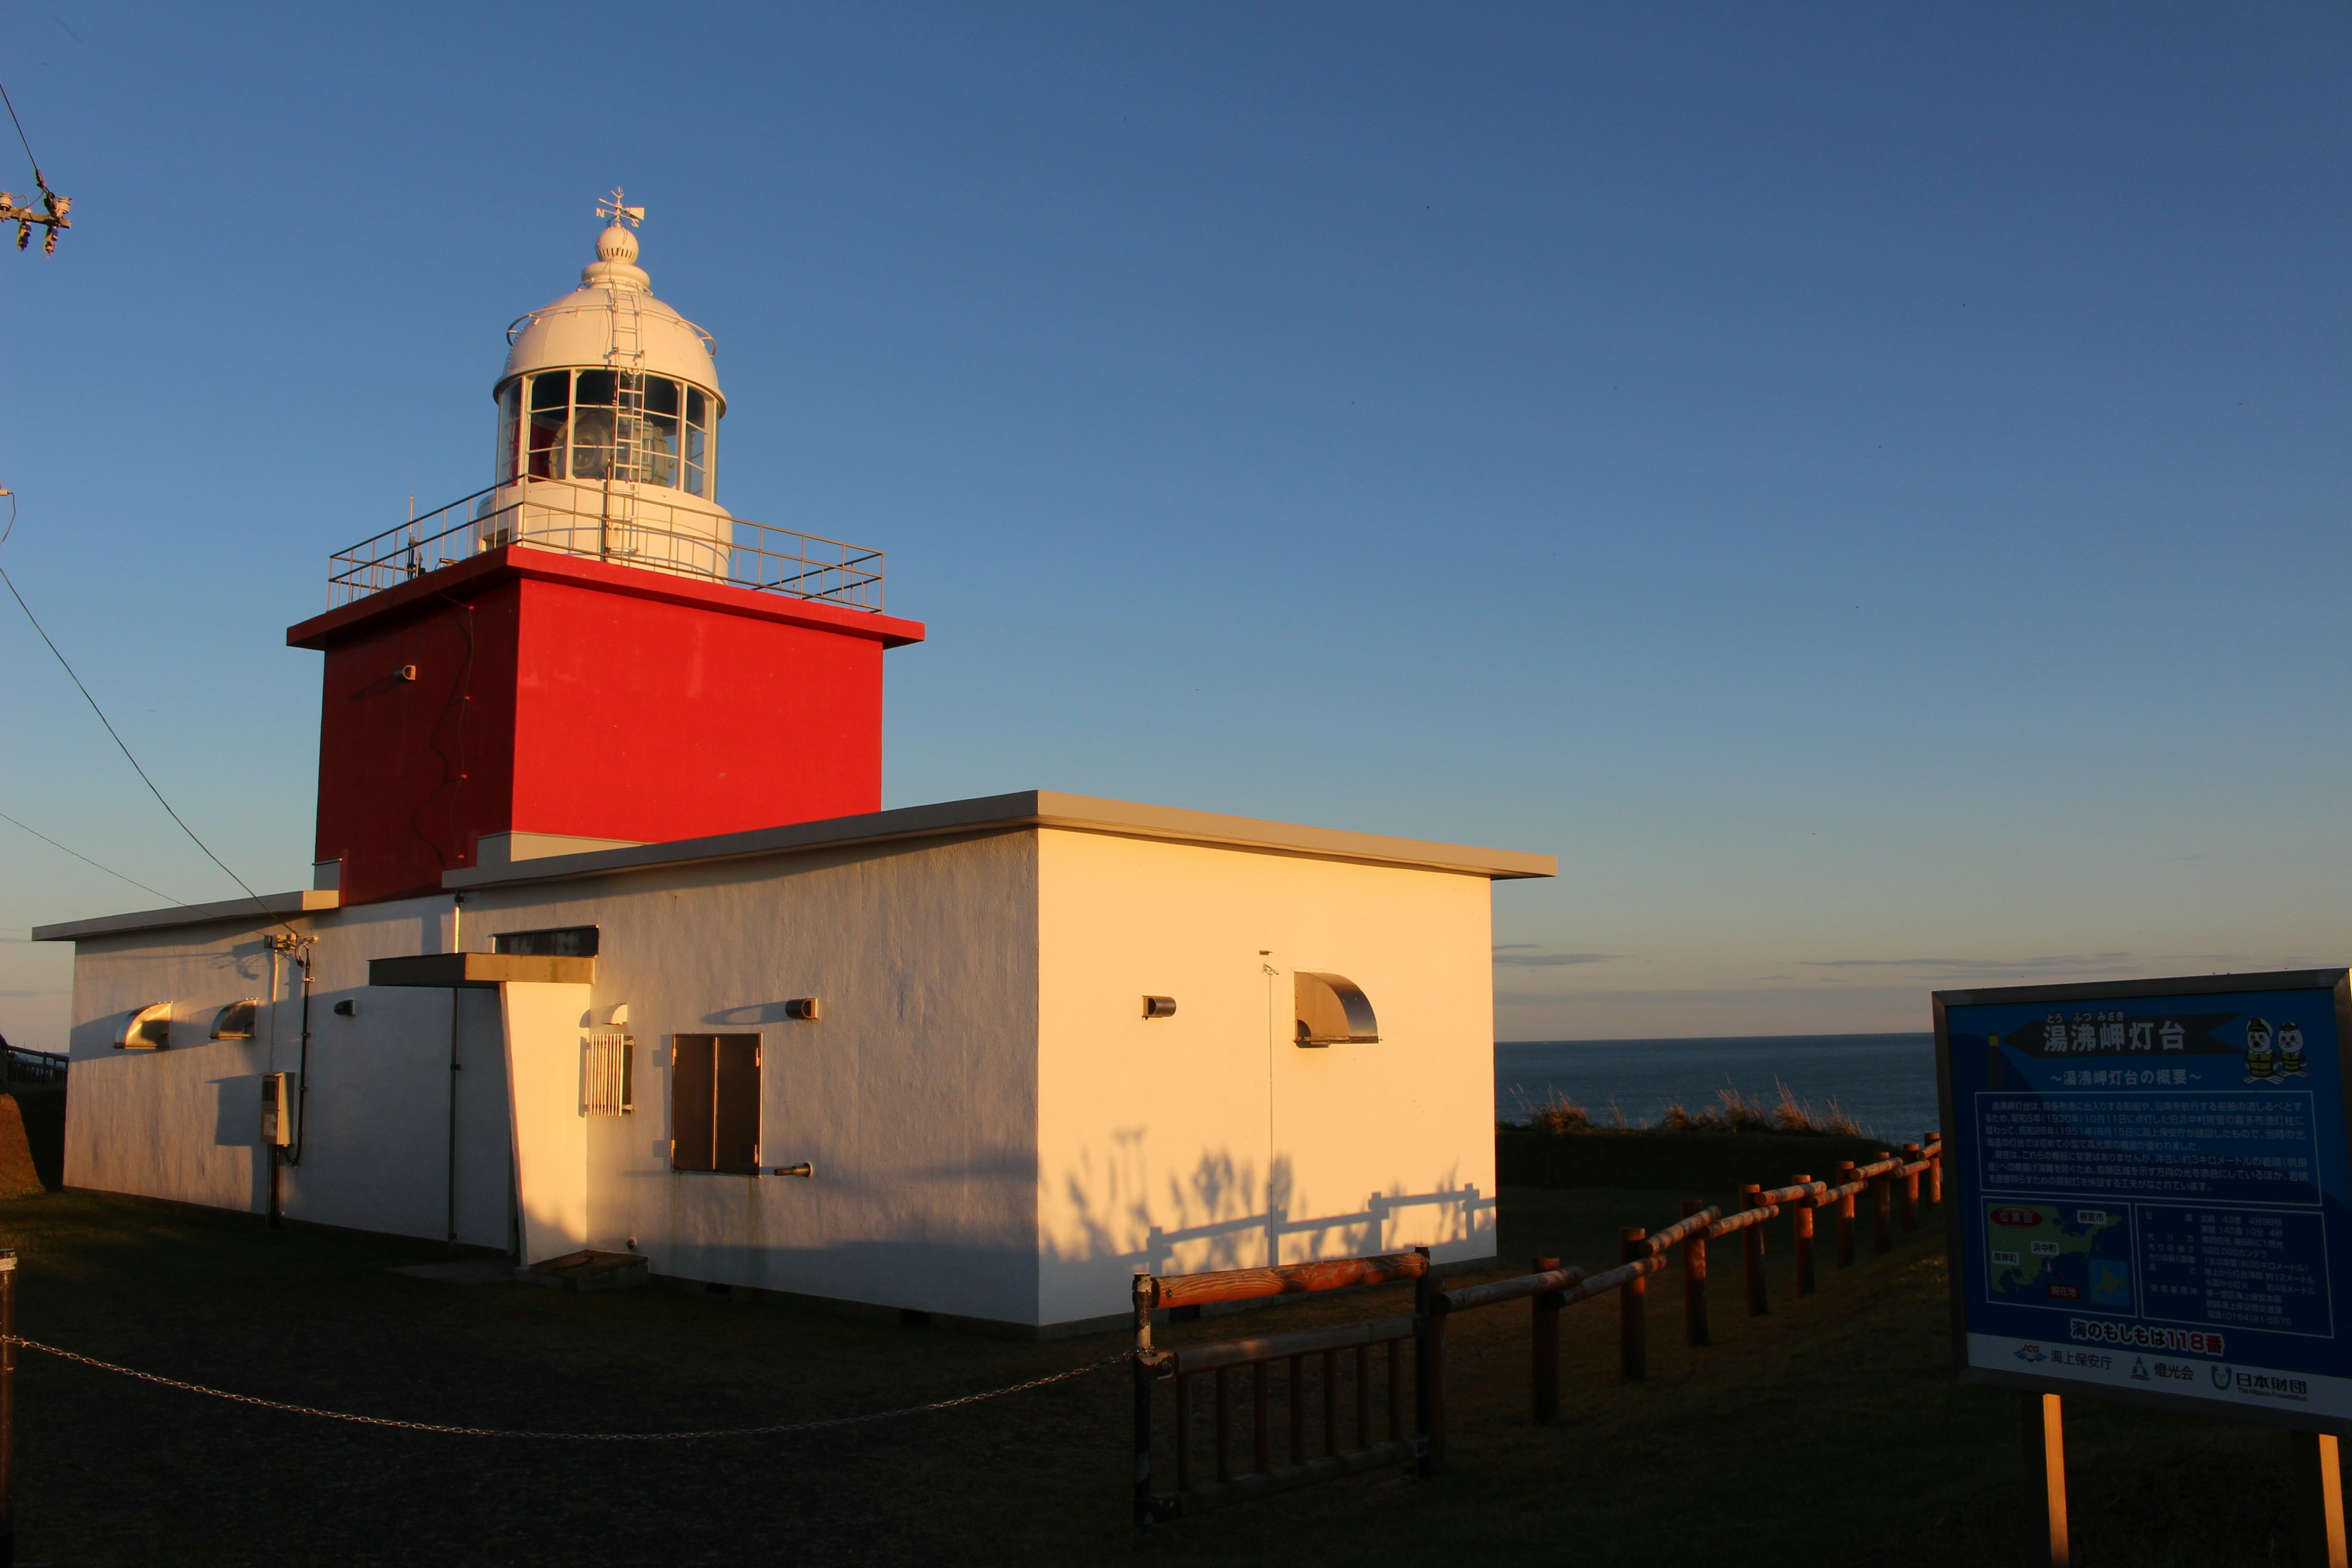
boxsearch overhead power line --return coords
[0,560,295,936]
[0,809,187,907]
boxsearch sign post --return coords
[1937,970,2352,1567]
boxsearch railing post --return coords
[1531,1255,1562,1425]
[1834,1161,1857,1267]
[1741,1185,1768,1316]
[1790,1175,1815,1297]
[1,1247,13,1568]
[1925,1134,1943,1206]
[1619,1229,1648,1381]
[1214,1366,1232,1482]
[1679,1198,1711,1348]
[1131,1271,1154,1529]
[1289,1354,1306,1464]
[1901,1144,1923,1231]
[1252,1359,1270,1475]
[1873,1155,1894,1255]
[1413,1245,1444,1477]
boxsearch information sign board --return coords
[1936,969,2352,1430]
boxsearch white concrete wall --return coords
[1033,831,1498,1327]
[443,830,1044,1321]
[502,981,593,1264]
[59,822,1502,1330]
[63,903,514,1247]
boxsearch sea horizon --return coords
[1493,1031,1939,1143]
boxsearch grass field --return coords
[0,1131,2335,1565]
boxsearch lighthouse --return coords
[287,196,925,906]
[37,199,1548,1331]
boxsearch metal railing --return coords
[325,486,885,612]
[1130,1133,1943,1526]
[1,1047,66,1087]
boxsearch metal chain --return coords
[2,1335,1130,1441]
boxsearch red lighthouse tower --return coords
[287,197,924,905]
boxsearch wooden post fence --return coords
[1679,1198,1711,1347]
[1129,1134,1941,1528]
[1531,1256,1562,1424]
[1790,1175,1815,1296]
[1619,1229,1647,1382]
[1901,1144,1921,1231]
[1834,1159,1858,1267]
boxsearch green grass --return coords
[0,1158,2333,1565]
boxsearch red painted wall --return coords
[295,549,922,905]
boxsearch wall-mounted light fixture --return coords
[1142,995,1178,1019]
[395,664,418,682]
[783,997,821,1021]
[332,999,358,1017]
[772,1162,815,1178]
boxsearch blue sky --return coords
[2,4,2346,1052]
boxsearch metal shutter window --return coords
[669,1034,760,1173]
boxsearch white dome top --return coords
[500,217,723,406]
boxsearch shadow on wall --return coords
[1052,1143,1492,1280]
[702,1001,804,1027]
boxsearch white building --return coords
[33,204,1551,1335]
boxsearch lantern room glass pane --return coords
[570,405,615,480]
[530,372,570,412]
[496,383,520,484]
[644,376,679,417]
[574,369,617,406]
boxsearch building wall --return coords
[313,586,525,905]
[307,565,897,908]
[459,830,1042,1322]
[62,902,517,1248]
[505,575,888,848]
[62,830,1046,1322]
[1033,832,1498,1327]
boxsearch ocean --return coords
[1494,1033,1940,1144]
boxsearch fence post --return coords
[1834,1161,1857,1267]
[1679,1198,1710,1348]
[1414,1245,1444,1477]
[2289,1430,2348,1568]
[1873,1155,1894,1255]
[1741,1185,1768,1316]
[2024,1390,2070,1567]
[1901,1144,1921,1231]
[1790,1175,1815,1297]
[1,1246,12,1568]
[1619,1229,1648,1382]
[1131,1272,1156,1527]
[1924,1133,1943,1206]
[1531,1255,1562,1425]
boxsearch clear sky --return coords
[2,4,2346,1053]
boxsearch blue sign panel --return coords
[1937,971,2352,1427]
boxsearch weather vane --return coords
[597,189,644,228]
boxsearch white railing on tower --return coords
[325,487,885,612]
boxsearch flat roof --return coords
[444,790,1555,892]
[31,889,341,944]
[30,792,1553,943]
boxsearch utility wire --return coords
[0,562,298,937]
[0,74,50,186]
[0,809,187,907]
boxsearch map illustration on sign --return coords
[1984,1202,2132,1309]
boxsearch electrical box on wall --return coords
[260,1072,293,1148]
